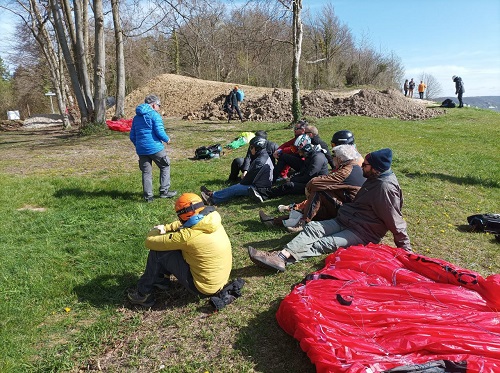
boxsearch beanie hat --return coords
[365,148,392,172]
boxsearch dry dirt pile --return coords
[120,74,442,122]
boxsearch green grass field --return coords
[0,108,499,372]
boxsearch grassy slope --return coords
[0,108,499,372]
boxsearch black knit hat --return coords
[365,148,392,172]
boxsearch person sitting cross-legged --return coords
[248,134,328,203]
[259,144,366,233]
[201,136,273,205]
[127,193,232,307]
[248,148,412,272]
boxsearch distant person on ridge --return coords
[408,78,415,98]
[418,81,427,99]
[224,86,244,122]
[452,75,465,108]
[403,79,409,96]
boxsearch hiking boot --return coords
[201,191,214,206]
[200,185,213,195]
[159,190,177,198]
[259,210,275,227]
[247,246,286,272]
[286,220,305,233]
[248,187,264,203]
[127,289,156,307]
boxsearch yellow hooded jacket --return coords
[144,210,232,295]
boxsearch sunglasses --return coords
[361,162,371,167]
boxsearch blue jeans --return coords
[138,149,171,199]
[212,183,251,204]
[285,218,362,261]
[137,250,204,296]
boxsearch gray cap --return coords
[145,94,161,106]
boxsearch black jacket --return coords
[242,140,278,170]
[240,148,274,188]
[311,135,335,169]
[290,149,328,184]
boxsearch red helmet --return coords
[175,193,205,221]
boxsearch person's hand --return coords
[241,171,247,178]
[154,225,166,234]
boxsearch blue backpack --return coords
[236,89,244,102]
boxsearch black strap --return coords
[176,201,205,216]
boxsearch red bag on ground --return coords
[106,118,133,132]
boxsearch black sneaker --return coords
[248,187,264,203]
[144,197,154,203]
[201,191,213,206]
[200,185,212,195]
[159,190,177,198]
[127,289,156,307]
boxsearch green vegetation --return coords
[0,108,499,372]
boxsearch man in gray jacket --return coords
[248,148,411,272]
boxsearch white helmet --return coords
[452,75,457,81]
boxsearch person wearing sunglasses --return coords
[248,148,411,272]
[272,120,307,181]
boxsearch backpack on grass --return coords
[467,213,500,241]
[195,144,222,160]
[441,98,456,108]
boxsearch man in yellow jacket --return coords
[128,193,232,307]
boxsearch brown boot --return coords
[286,220,305,233]
[259,210,275,227]
[248,246,286,272]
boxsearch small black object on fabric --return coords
[209,278,245,311]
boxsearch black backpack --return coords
[195,144,222,159]
[441,98,456,108]
[467,213,500,241]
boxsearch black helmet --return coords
[300,143,315,157]
[331,130,355,145]
[249,136,267,150]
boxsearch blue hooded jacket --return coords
[130,103,170,155]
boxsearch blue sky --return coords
[306,0,500,97]
[2,1,499,96]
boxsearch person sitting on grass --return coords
[127,193,232,307]
[258,144,366,233]
[272,120,307,182]
[248,134,328,203]
[304,125,335,170]
[248,148,412,272]
[227,130,278,183]
[200,136,273,205]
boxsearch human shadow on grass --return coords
[73,273,203,311]
[404,171,499,189]
[234,302,316,373]
[54,187,138,201]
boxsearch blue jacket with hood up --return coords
[130,103,170,155]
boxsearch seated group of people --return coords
[127,121,412,307]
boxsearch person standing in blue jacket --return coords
[130,94,177,202]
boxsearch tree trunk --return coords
[111,0,125,119]
[93,0,107,124]
[73,0,94,116]
[291,0,303,124]
[49,0,89,123]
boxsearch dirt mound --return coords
[115,73,443,122]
